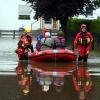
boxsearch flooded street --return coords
[0,37,100,100]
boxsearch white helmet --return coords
[45,32,51,37]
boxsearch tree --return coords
[22,0,100,36]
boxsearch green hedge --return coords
[67,18,100,33]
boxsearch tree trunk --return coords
[60,18,68,41]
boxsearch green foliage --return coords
[67,18,100,33]
[90,18,100,32]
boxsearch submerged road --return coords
[0,37,100,100]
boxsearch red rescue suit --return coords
[72,63,92,95]
[16,34,33,60]
[74,32,93,57]
[20,34,32,46]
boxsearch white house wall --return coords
[0,0,40,30]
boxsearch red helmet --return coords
[81,24,87,29]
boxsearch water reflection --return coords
[72,62,93,100]
[15,61,95,100]
[30,61,76,93]
[16,61,32,95]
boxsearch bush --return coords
[66,18,100,49]
[67,18,100,33]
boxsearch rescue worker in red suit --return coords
[20,28,33,52]
[16,28,33,60]
[73,24,94,62]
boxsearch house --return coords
[0,0,39,30]
[40,18,60,30]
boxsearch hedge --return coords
[67,18,100,33]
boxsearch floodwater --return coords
[0,37,100,100]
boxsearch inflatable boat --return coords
[28,49,76,62]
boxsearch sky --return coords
[93,8,100,16]
[0,0,40,30]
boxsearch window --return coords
[44,19,51,24]
[18,5,31,20]
[19,15,30,20]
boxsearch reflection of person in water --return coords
[16,61,33,95]
[53,76,64,92]
[72,62,92,100]
[37,73,53,92]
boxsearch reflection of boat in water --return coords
[16,61,76,93]
[72,62,93,100]
[30,61,76,92]
[30,61,76,76]
[28,49,76,62]
[15,61,94,99]
[16,61,32,95]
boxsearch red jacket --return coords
[74,32,93,57]
[20,34,32,46]
[73,64,92,93]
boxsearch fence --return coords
[0,30,21,39]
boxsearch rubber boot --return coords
[78,55,83,62]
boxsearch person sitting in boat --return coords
[19,27,34,53]
[73,24,94,62]
[36,27,51,51]
[53,31,66,49]
[40,32,54,50]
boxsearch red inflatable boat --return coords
[28,49,76,61]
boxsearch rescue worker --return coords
[73,24,94,62]
[53,31,66,49]
[20,28,34,53]
[16,40,26,60]
[16,28,33,60]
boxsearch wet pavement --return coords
[0,37,100,100]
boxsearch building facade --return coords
[40,18,60,30]
[0,0,40,30]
